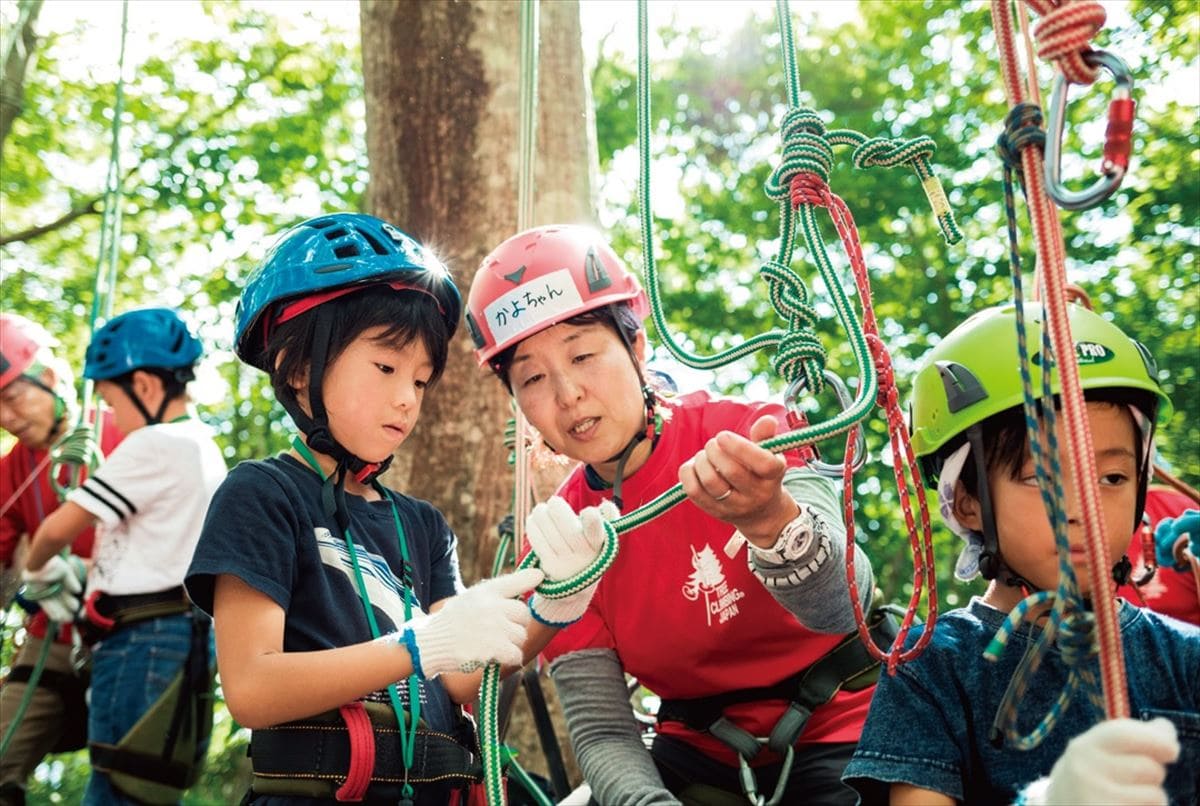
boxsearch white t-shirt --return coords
[69,418,227,596]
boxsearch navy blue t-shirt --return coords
[843,597,1200,806]
[186,453,465,732]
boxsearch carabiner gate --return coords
[785,369,868,479]
[1044,49,1135,211]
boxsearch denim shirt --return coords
[843,597,1200,805]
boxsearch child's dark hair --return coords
[489,302,642,389]
[268,286,452,394]
[953,387,1158,500]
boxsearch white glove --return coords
[398,567,543,679]
[524,497,617,627]
[1022,718,1180,806]
[21,555,86,624]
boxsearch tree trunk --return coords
[0,0,44,153]
[361,0,593,792]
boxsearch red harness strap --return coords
[335,702,376,802]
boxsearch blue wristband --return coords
[527,595,579,629]
[399,626,426,679]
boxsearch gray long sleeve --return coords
[549,648,681,806]
[748,467,874,633]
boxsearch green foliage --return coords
[1,0,364,465]
[591,2,1198,605]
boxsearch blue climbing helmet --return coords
[84,307,203,425]
[84,308,202,381]
[235,212,461,372]
[234,212,461,485]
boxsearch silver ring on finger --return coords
[713,488,733,502]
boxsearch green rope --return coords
[0,627,56,757]
[478,2,965,801]
[4,1,131,760]
[292,438,422,800]
[49,0,131,502]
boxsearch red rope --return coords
[790,170,939,673]
[1027,0,1107,85]
[991,0,1129,721]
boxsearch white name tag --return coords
[484,268,584,347]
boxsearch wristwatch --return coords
[749,505,819,566]
[746,504,832,589]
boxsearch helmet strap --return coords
[116,375,165,426]
[279,311,392,487]
[587,385,660,511]
[966,426,1003,582]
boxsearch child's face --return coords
[964,401,1141,597]
[319,327,433,464]
[510,322,646,474]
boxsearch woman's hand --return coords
[679,414,798,547]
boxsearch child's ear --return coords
[131,369,161,398]
[952,480,984,531]
[274,350,309,392]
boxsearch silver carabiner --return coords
[1044,49,1135,211]
[784,369,868,479]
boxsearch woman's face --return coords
[510,321,647,480]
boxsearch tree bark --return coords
[1,0,44,153]
[361,0,593,791]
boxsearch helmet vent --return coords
[324,227,349,240]
[333,244,361,259]
[358,230,388,256]
[170,332,184,352]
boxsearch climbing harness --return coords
[983,0,1146,743]
[656,605,903,806]
[83,589,214,805]
[288,438,481,805]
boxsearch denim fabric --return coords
[842,598,1200,806]
[83,614,197,806]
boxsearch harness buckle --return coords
[736,743,794,806]
[1044,49,1135,211]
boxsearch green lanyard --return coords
[291,436,421,799]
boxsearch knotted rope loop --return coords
[866,334,899,411]
[996,103,1047,173]
[766,107,834,197]
[1028,0,1106,85]
[1055,607,1099,668]
[851,135,936,171]
[760,260,826,394]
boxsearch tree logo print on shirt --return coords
[681,544,745,626]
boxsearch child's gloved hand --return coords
[1021,718,1179,806]
[525,496,616,627]
[21,555,86,624]
[399,567,543,679]
[1154,509,1199,570]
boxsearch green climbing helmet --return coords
[910,302,1172,466]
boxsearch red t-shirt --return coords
[0,411,123,640]
[540,391,873,766]
[1117,486,1200,626]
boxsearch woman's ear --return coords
[633,330,648,367]
[952,480,983,531]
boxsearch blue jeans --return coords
[83,614,194,806]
